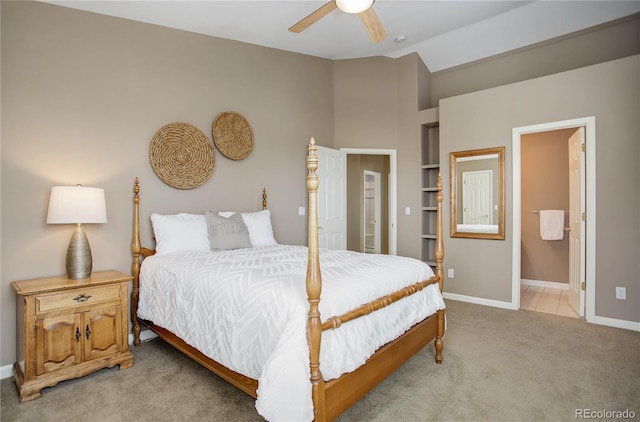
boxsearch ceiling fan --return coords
[289,0,387,44]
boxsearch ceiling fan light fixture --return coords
[336,0,374,14]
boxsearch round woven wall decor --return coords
[149,122,215,190]
[212,111,254,160]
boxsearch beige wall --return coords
[521,129,576,284]
[333,57,398,150]
[440,55,640,323]
[1,1,335,366]
[333,54,426,258]
[431,13,640,106]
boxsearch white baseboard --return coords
[443,292,516,310]
[592,315,640,332]
[444,291,640,332]
[521,278,569,290]
[1,363,13,380]
[1,331,160,381]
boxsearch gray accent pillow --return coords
[205,211,252,251]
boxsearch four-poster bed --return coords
[131,138,445,421]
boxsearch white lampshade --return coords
[47,186,107,224]
[336,0,374,14]
[46,185,107,279]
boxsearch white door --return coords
[568,127,586,316]
[462,170,493,224]
[315,145,347,250]
[363,170,381,253]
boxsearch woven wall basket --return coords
[212,111,254,160]
[149,122,215,189]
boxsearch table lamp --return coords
[46,185,107,279]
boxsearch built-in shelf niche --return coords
[419,107,439,268]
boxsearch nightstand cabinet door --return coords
[84,305,122,361]
[36,313,83,375]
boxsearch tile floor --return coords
[520,284,579,318]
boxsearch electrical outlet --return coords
[298,207,305,216]
[615,287,626,300]
[448,269,454,278]
[404,207,411,216]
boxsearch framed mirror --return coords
[450,146,505,240]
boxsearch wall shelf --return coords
[420,107,440,269]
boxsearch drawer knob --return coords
[72,293,92,303]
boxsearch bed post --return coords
[262,188,267,210]
[435,174,444,291]
[435,173,445,363]
[131,178,142,347]
[306,138,326,421]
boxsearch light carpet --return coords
[2,300,638,421]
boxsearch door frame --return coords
[511,116,596,322]
[341,148,397,255]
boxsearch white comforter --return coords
[138,245,445,421]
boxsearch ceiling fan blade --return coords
[289,1,338,33]
[358,7,387,44]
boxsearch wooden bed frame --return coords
[131,138,445,421]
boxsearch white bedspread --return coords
[138,245,445,421]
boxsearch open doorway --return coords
[342,148,397,255]
[512,117,596,322]
[519,128,579,318]
[347,154,389,253]
[314,146,397,254]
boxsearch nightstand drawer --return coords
[36,285,121,314]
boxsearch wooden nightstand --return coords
[12,270,134,402]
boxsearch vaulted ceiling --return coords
[42,1,639,72]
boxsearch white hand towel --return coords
[540,210,565,240]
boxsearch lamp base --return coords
[66,225,93,279]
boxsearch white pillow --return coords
[150,213,209,255]
[218,210,277,247]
